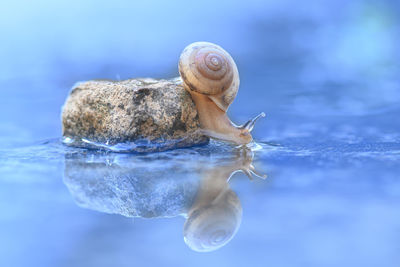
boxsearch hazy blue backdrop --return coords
[0,0,399,267]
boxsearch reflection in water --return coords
[183,150,265,252]
[63,147,265,252]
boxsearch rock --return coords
[61,78,209,152]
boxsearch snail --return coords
[179,42,265,145]
[183,148,266,252]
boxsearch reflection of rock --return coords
[63,148,265,252]
[61,78,209,152]
[64,153,199,217]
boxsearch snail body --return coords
[179,42,265,145]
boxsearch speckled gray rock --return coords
[61,78,209,152]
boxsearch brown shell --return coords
[178,42,239,112]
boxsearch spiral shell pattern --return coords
[183,191,242,252]
[179,42,239,111]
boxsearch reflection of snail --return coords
[183,149,266,252]
[179,42,265,145]
[63,148,265,252]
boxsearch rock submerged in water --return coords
[61,78,209,152]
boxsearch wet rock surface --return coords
[61,78,209,152]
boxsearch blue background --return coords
[0,0,399,266]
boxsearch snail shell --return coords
[183,190,242,252]
[179,42,239,112]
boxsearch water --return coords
[1,0,400,266]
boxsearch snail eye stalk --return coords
[240,112,266,132]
